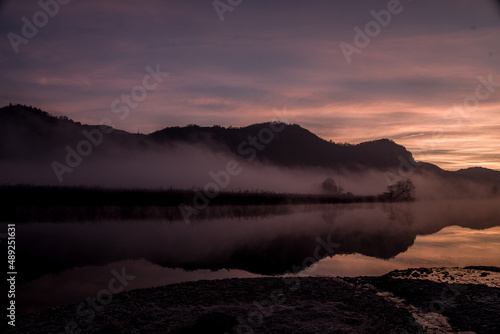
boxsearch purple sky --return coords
[1,0,500,170]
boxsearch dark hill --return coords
[0,104,147,161]
[150,122,415,170]
[456,167,500,183]
[1,104,415,170]
[1,104,498,183]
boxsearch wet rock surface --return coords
[366,267,500,333]
[11,267,500,334]
[365,277,500,333]
[15,277,420,334]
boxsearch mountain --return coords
[456,167,500,183]
[0,104,415,170]
[0,104,498,189]
[149,122,415,170]
[0,104,152,161]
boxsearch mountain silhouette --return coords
[150,122,415,170]
[1,104,499,184]
[0,104,145,161]
[456,167,500,183]
[0,104,413,169]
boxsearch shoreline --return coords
[0,184,402,223]
[12,266,500,334]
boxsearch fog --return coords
[0,139,496,200]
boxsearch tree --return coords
[387,179,416,201]
[322,177,339,194]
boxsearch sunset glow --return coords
[1,1,499,170]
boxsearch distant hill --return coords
[0,104,498,186]
[0,104,149,161]
[149,122,416,170]
[456,167,500,183]
[0,104,416,170]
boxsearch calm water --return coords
[5,199,500,313]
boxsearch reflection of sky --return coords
[14,201,500,313]
[1,1,500,170]
[19,225,500,313]
[312,225,500,277]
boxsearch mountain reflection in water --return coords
[6,199,500,313]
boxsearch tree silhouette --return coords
[322,177,340,194]
[386,179,415,201]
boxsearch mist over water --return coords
[1,140,496,199]
[1,140,375,193]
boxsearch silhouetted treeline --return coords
[1,184,383,206]
[0,184,385,222]
[1,103,79,124]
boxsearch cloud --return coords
[1,0,499,169]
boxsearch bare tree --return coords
[387,179,416,201]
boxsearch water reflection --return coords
[5,199,500,313]
[310,225,500,277]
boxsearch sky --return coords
[0,0,500,171]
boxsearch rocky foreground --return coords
[12,267,500,334]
